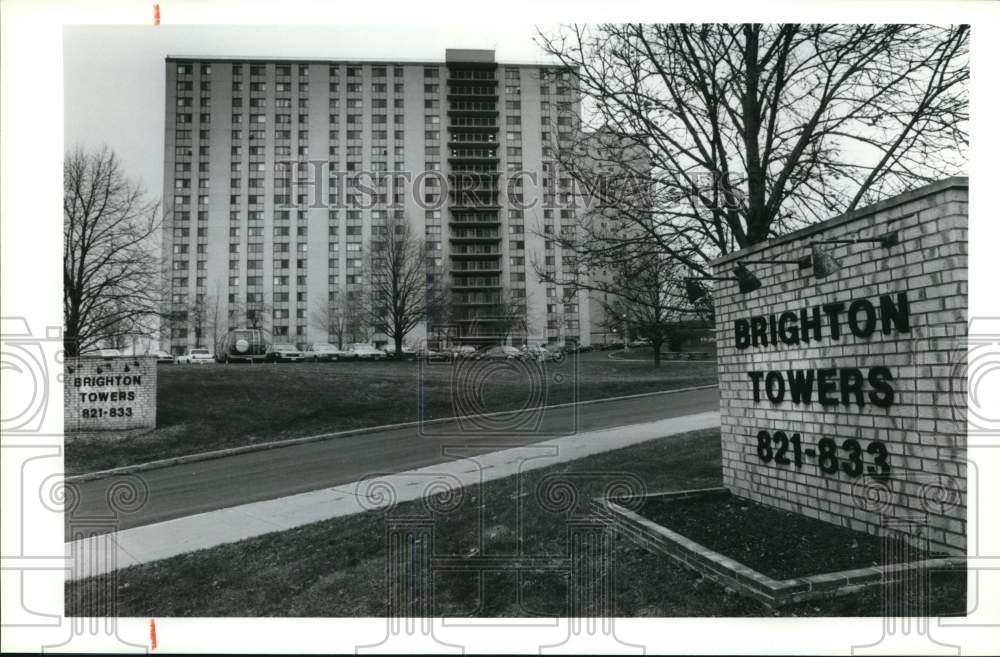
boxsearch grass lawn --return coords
[64,351,717,474]
[66,428,965,617]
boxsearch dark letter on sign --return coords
[880,292,911,335]
[734,319,750,349]
[868,367,896,408]
[840,368,865,407]
[787,369,815,404]
[818,368,839,406]
[778,312,799,345]
[848,299,877,337]
[765,371,785,403]
[748,371,764,402]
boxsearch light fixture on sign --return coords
[809,229,900,279]
[684,264,762,304]
[685,278,710,303]
[734,263,763,294]
[810,244,844,279]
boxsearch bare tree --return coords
[536,24,969,277]
[312,286,370,349]
[595,248,695,367]
[63,146,162,357]
[367,214,448,356]
[424,276,454,349]
[483,290,531,345]
[207,287,228,353]
[189,295,208,348]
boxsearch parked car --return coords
[629,338,651,348]
[481,346,526,361]
[304,343,349,361]
[271,343,305,362]
[177,348,214,364]
[81,348,122,358]
[347,343,387,360]
[216,327,271,363]
[152,350,175,364]
[415,347,448,362]
[451,345,478,360]
[523,345,561,361]
[381,344,417,360]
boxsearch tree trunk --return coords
[651,338,663,369]
[394,333,403,356]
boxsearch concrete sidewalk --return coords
[66,410,720,580]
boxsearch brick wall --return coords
[64,356,157,431]
[711,178,967,554]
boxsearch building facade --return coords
[161,49,595,354]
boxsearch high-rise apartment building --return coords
[161,49,594,354]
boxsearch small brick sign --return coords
[64,356,157,431]
[711,178,967,554]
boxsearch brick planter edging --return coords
[594,488,965,608]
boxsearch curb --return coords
[64,384,719,483]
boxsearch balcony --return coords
[450,250,501,259]
[447,152,500,165]
[448,192,501,207]
[447,108,499,118]
[451,278,502,289]
[448,123,499,133]
[447,91,499,102]
[446,75,498,85]
[449,238,501,246]
[450,229,500,240]
[449,215,501,228]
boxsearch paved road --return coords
[66,387,719,538]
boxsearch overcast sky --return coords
[64,25,553,199]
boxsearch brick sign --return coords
[712,178,967,554]
[64,356,157,431]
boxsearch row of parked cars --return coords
[87,337,643,366]
[263,342,576,363]
[157,341,582,365]
[152,342,390,364]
